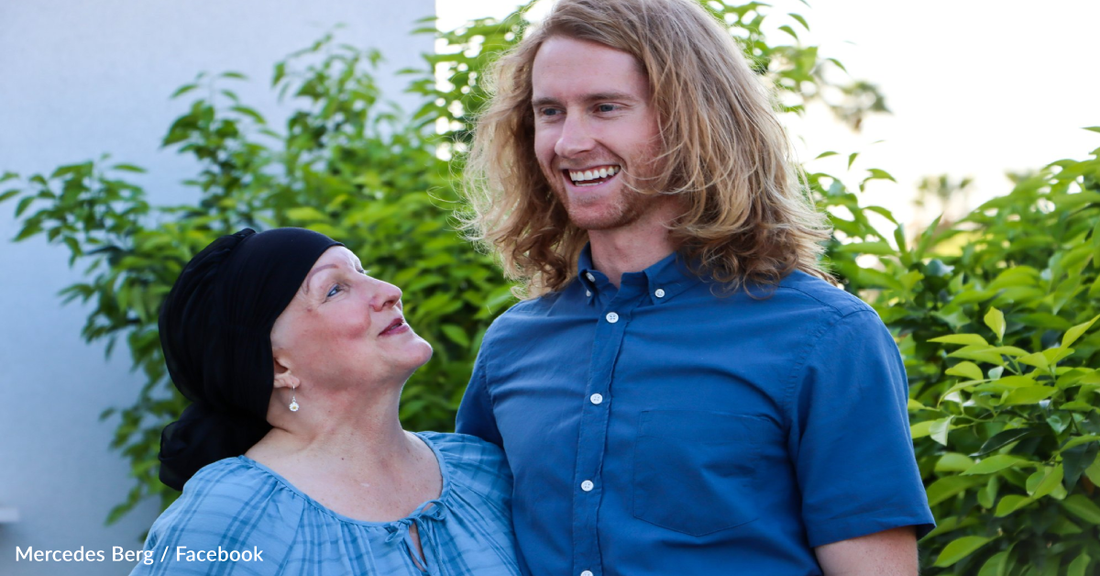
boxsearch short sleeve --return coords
[456,345,504,448]
[788,310,934,547]
[129,460,299,576]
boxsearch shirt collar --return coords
[576,244,701,306]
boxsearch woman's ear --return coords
[272,355,300,390]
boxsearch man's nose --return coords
[554,114,596,158]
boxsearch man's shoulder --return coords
[770,270,873,319]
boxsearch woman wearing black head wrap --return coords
[131,228,520,576]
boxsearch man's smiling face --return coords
[531,36,667,231]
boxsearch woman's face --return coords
[269,246,433,390]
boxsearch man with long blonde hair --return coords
[456,0,934,574]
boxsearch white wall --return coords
[0,1,433,574]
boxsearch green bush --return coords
[829,142,1100,575]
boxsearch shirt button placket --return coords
[581,571,594,576]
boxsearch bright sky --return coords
[436,0,1100,229]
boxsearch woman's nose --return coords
[371,280,402,312]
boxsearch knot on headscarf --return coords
[157,227,342,490]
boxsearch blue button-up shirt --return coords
[457,247,933,576]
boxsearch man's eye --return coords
[539,108,560,117]
[596,104,617,113]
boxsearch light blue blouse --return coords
[129,432,521,575]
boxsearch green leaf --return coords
[14,195,34,217]
[847,152,859,169]
[911,419,934,439]
[1017,351,1051,371]
[1063,314,1100,348]
[926,475,985,506]
[933,535,994,567]
[170,83,198,98]
[935,452,975,473]
[835,241,895,256]
[946,361,984,381]
[865,168,896,182]
[1067,554,1091,576]
[931,416,953,446]
[284,207,328,222]
[949,345,1008,366]
[1026,465,1064,499]
[995,495,1034,517]
[230,105,267,124]
[963,454,1027,476]
[788,12,809,30]
[984,307,1006,342]
[1001,386,1056,406]
[111,163,146,173]
[1059,435,1100,453]
[1063,442,1099,491]
[777,24,798,40]
[977,428,1035,456]
[930,334,989,346]
[977,550,1010,576]
[1085,457,1100,486]
[1061,494,1100,524]
[978,476,1000,509]
[439,324,470,347]
[815,151,837,159]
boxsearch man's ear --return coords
[272,354,299,390]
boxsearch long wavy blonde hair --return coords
[463,0,832,297]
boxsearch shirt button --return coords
[586,290,592,297]
[581,480,594,492]
[590,393,604,405]
[606,312,619,323]
[585,272,595,282]
[581,572,594,576]
[655,288,666,298]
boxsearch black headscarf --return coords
[157,227,342,490]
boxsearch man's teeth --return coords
[568,166,620,183]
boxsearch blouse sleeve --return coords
[129,459,301,576]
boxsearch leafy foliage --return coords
[827,143,1100,574]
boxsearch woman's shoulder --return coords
[417,432,512,497]
[144,458,303,555]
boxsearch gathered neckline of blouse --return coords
[234,431,452,528]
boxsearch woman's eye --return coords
[327,285,342,298]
